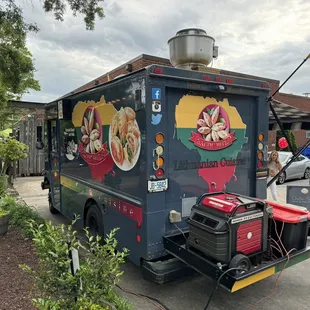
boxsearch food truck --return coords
[39,28,310,292]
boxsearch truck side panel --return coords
[58,73,148,264]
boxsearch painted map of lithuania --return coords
[175,95,248,192]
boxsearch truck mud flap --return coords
[163,234,310,292]
[141,255,197,285]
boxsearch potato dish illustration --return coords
[109,107,141,170]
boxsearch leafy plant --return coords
[0,209,10,216]
[0,138,28,176]
[0,195,44,237]
[21,219,131,310]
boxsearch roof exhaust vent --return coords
[168,28,218,70]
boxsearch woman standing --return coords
[267,151,283,201]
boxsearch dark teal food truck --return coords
[39,29,310,293]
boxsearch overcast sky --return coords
[19,0,310,103]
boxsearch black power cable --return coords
[116,284,170,310]
[203,267,246,310]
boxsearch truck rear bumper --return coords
[163,233,310,292]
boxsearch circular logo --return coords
[247,232,253,240]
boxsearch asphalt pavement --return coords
[14,177,310,310]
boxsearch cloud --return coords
[17,0,310,102]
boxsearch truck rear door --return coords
[149,67,269,224]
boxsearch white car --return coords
[268,151,310,184]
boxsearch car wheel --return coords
[48,191,59,214]
[85,204,104,238]
[304,168,310,179]
[277,172,286,184]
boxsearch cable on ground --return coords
[116,284,170,310]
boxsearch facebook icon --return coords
[152,88,161,100]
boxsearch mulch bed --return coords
[0,228,37,310]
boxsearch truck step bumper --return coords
[141,256,196,284]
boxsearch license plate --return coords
[148,179,168,192]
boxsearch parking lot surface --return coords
[14,177,310,310]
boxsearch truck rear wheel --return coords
[48,191,59,214]
[85,205,104,238]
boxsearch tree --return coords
[0,0,40,109]
[0,0,104,115]
[42,0,105,31]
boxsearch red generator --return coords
[186,192,270,270]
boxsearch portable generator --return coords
[186,192,270,269]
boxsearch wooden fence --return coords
[17,115,45,176]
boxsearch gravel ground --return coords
[0,228,37,310]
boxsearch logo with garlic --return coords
[189,104,237,151]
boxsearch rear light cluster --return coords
[257,133,264,168]
[153,67,164,74]
[153,66,269,89]
[202,75,268,89]
[154,133,165,178]
[203,75,233,84]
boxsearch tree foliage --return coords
[0,0,40,108]
[42,0,105,31]
[0,0,104,122]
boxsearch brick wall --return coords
[268,130,277,150]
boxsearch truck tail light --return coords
[155,157,164,167]
[203,75,211,81]
[153,133,165,178]
[155,168,164,178]
[257,133,264,168]
[155,133,164,144]
[153,67,163,74]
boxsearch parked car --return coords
[268,151,310,184]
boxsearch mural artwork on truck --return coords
[175,95,248,192]
[71,96,141,181]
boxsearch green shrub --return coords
[0,195,44,237]
[0,138,28,176]
[20,219,131,310]
[0,209,10,216]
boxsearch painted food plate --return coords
[109,107,141,171]
[197,104,230,142]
